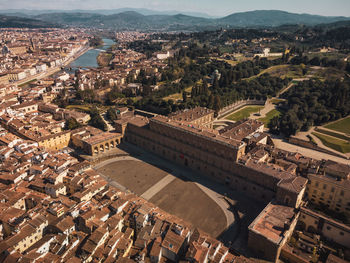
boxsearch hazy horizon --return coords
[0,0,349,17]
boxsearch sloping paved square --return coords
[96,160,168,195]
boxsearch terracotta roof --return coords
[162,229,185,254]
[278,176,308,193]
[83,132,122,145]
[249,202,295,244]
[151,116,244,149]
[169,107,214,122]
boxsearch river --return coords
[68,38,115,69]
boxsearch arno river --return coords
[68,38,115,68]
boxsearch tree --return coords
[89,108,108,131]
[268,116,280,134]
[300,64,307,75]
[76,89,96,103]
[309,56,320,66]
[276,79,350,137]
[212,76,220,90]
[106,87,125,105]
[213,95,222,113]
[191,86,197,99]
[346,62,350,74]
[142,85,152,97]
[89,36,103,47]
[54,88,68,108]
[182,91,187,102]
[65,118,81,130]
[106,108,117,121]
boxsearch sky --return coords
[0,0,349,17]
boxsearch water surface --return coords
[69,38,115,69]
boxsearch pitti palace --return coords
[114,107,350,262]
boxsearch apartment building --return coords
[307,173,350,217]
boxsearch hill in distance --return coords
[218,10,349,27]
[0,8,215,18]
[32,11,214,31]
[0,9,349,30]
[34,10,349,30]
[0,14,58,28]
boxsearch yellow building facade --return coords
[307,173,350,217]
[38,131,71,151]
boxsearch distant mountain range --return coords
[218,10,349,27]
[0,14,58,28]
[0,8,216,18]
[0,9,349,30]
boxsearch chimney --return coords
[284,221,290,231]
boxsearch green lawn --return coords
[163,92,183,101]
[163,83,195,101]
[312,132,350,153]
[308,52,347,61]
[313,67,346,81]
[259,109,282,126]
[225,106,264,121]
[324,117,350,135]
[315,128,350,142]
[213,57,238,66]
[283,65,304,79]
[270,98,285,105]
[244,64,304,81]
[66,105,91,112]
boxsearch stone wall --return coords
[289,137,347,159]
[298,208,350,248]
[280,245,309,263]
[218,99,266,118]
[247,229,280,262]
[84,137,122,156]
